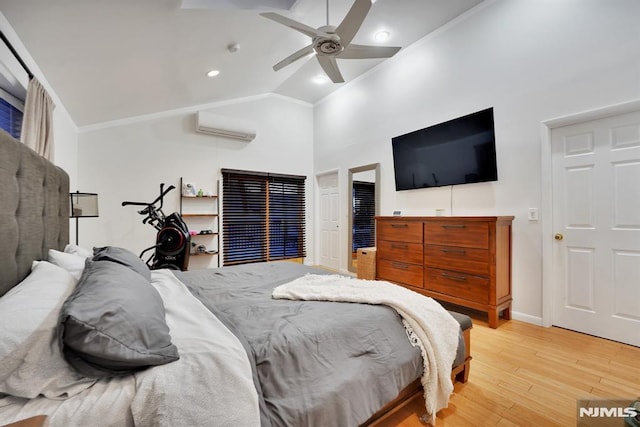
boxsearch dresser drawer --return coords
[425,267,489,304]
[377,220,423,243]
[424,221,489,249]
[377,259,423,288]
[377,240,423,265]
[424,244,490,276]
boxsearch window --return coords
[352,181,375,251]
[222,169,306,265]
[0,97,23,138]
[1,31,27,139]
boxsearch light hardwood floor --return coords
[380,314,640,427]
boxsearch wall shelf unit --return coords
[179,177,220,268]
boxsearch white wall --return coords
[52,103,79,184]
[313,0,640,323]
[77,94,314,268]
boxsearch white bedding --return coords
[0,377,137,426]
[0,269,260,426]
[131,269,260,426]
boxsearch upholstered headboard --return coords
[0,129,69,296]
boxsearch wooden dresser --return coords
[376,216,514,328]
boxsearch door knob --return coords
[554,233,564,241]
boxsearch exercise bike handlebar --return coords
[121,184,177,232]
[121,184,175,209]
[121,200,149,207]
[148,183,174,211]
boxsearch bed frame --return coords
[0,129,470,426]
[364,327,471,426]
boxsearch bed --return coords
[0,129,472,427]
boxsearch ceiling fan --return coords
[260,0,401,83]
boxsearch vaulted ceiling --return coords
[0,0,483,126]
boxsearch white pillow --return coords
[64,243,93,259]
[48,249,87,280]
[0,261,97,399]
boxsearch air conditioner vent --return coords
[195,111,257,141]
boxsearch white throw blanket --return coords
[272,274,460,425]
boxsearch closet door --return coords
[551,109,640,347]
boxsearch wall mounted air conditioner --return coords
[195,111,257,142]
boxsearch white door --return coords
[551,109,640,347]
[318,172,340,271]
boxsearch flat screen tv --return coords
[392,107,497,191]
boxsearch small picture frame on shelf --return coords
[182,182,197,197]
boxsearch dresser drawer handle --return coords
[392,244,408,250]
[392,262,409,270]
[442,248,466,255]
[441,272,467,282]
[442,224,466,229]
[391,223,409,228]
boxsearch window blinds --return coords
[352,181,375,251]
[0,98,23,139]
[222,169,306,265]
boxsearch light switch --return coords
[528,208,539,221]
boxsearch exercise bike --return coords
[122,183,191,270]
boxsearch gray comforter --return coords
[176,262,465,427]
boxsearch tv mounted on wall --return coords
[392,107,497,191]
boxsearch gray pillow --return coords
[59,260,179,378]
[92,246,151,281]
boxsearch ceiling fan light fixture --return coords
[261,0,400,84]
[313,74,329,84]
[206,69,220,77]
[374,30,390,42]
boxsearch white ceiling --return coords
[0,0,483,127]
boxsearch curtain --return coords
[20,78,55,160]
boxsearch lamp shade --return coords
[70,192,99,218]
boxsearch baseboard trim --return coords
[511,311,543,326]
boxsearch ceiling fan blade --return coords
[335,0,372,46]
[317,56,345,83]
[273,44,314,71]
[338,44,401,59]
[260,12,328,39]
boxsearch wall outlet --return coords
[528,208,539,221]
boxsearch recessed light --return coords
[313,74,329,84]
[206,70,220,77]
[374,30,390,42]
